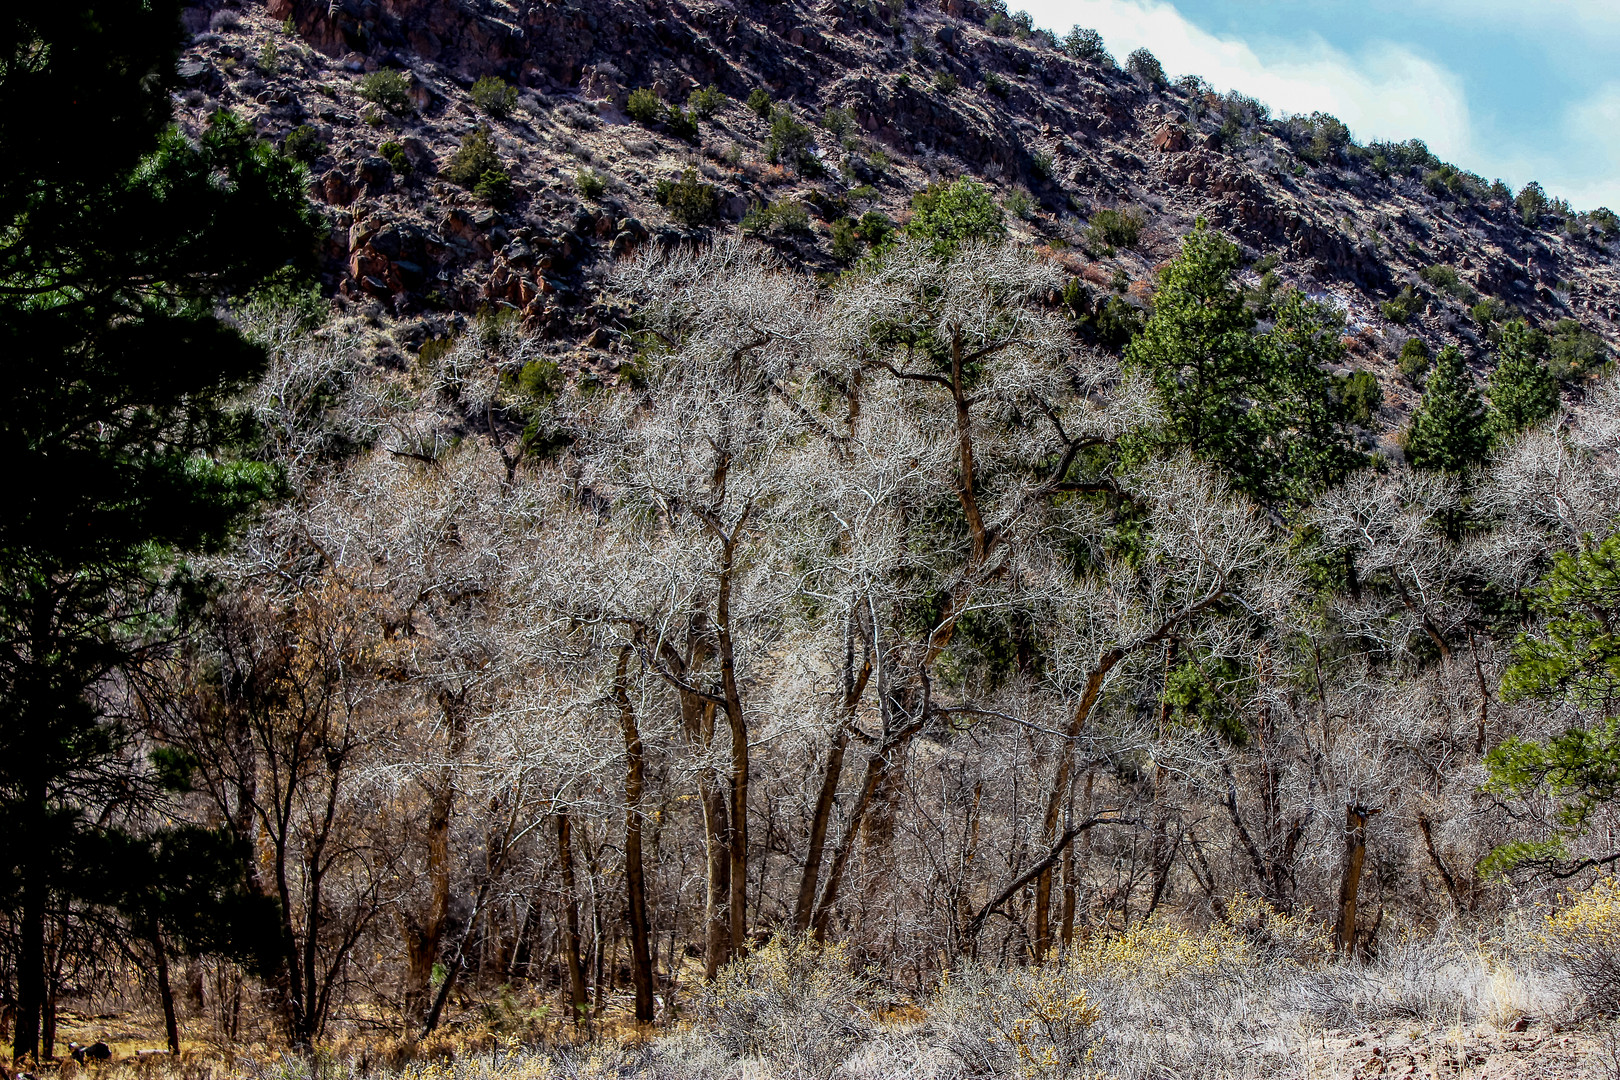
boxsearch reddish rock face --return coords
[1152,126,1189,154]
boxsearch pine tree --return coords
[1485,531,1620,875]
[1403,346,1490,472]
[1126,223,1363,505]
[1125,224,1263,477]
[1487,320,1560,440]
[0,2,318,1060]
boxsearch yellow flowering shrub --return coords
[1072,894,1329,987]
[1541,876,1620,1012]
[982,967,1103,1079]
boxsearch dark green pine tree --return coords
[1487,319,1560,441]
[1125,223,1266,482]
[0,2,319,1061]
[1258,288,1368,502]
[1484,530,1620,876]
[1403,346,1491,472]
[1126,222,1364,506]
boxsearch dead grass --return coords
[24,896,1620,1080]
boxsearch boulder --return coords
[1152,125,1189,153]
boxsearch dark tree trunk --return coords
[556,814,588,1022]
[154,923,180,1055]
[615,650,656,1023]
[1335,804,1372,957]
[12,780,45,1063]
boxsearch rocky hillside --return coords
[176,0,1618,419]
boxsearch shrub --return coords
[1004,187,1033,219]
[982,71,1010,98]
[1381,286,1421,325]
[655,168,719,227]
[1540,878,1620,1014]
[444,126,502,187]
[665,106,698,143]
[688,83,725,120]
[821,106,856,136]
[257,41,280,75]
[1126,47,1166,87]
[575,168,606,200]
[1087,206,1143,250]
[1029,149,1055,179]
[471,75,518,118]
[281,124,327,164]
[378,140,411,176]
[1336,370,1382,425]
[1063,26,1111,65]
[1549,318,1608,381]
[473,169,512,206]
[1398,337,1432,385]
[1092,295,1141,351]
[906,178,1005,254]
[701,935,874,1077]
[1419,263,1476,303]
[747,87,773,118]
[830,217,861,262]
[856,210,893,247]
[1591,207,1620,239]
[1471,297,1507,325]
[935,963,1103,1079]
[741,200,811,237]
[626,87,664,125]
[766,108,816,172]
[359,69,412,113]
[933,71,958,95]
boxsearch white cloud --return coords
[1554,84,1620,209]
[1020,0,1475,156]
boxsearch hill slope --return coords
[178,0,1618,423]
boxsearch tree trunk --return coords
[1470,631,1490,755]
[154,923,180,1055]
[700,778,732,977]
[794,724,849,933]
[615,650,656,1023]
[12,777,45,1063]
[810,714,920,940]
[555,814,588,1023]
[716,540,750,958]
[402,776,453,1031]
[1033,652,1122,963]
[794,612,871,933]
[1335,804,1372,957]
[1062,772,1094,952]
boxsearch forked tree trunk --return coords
[794,612,871,933]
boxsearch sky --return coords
[1016,0,1620,211]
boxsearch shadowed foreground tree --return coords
[0,0,318,1061]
